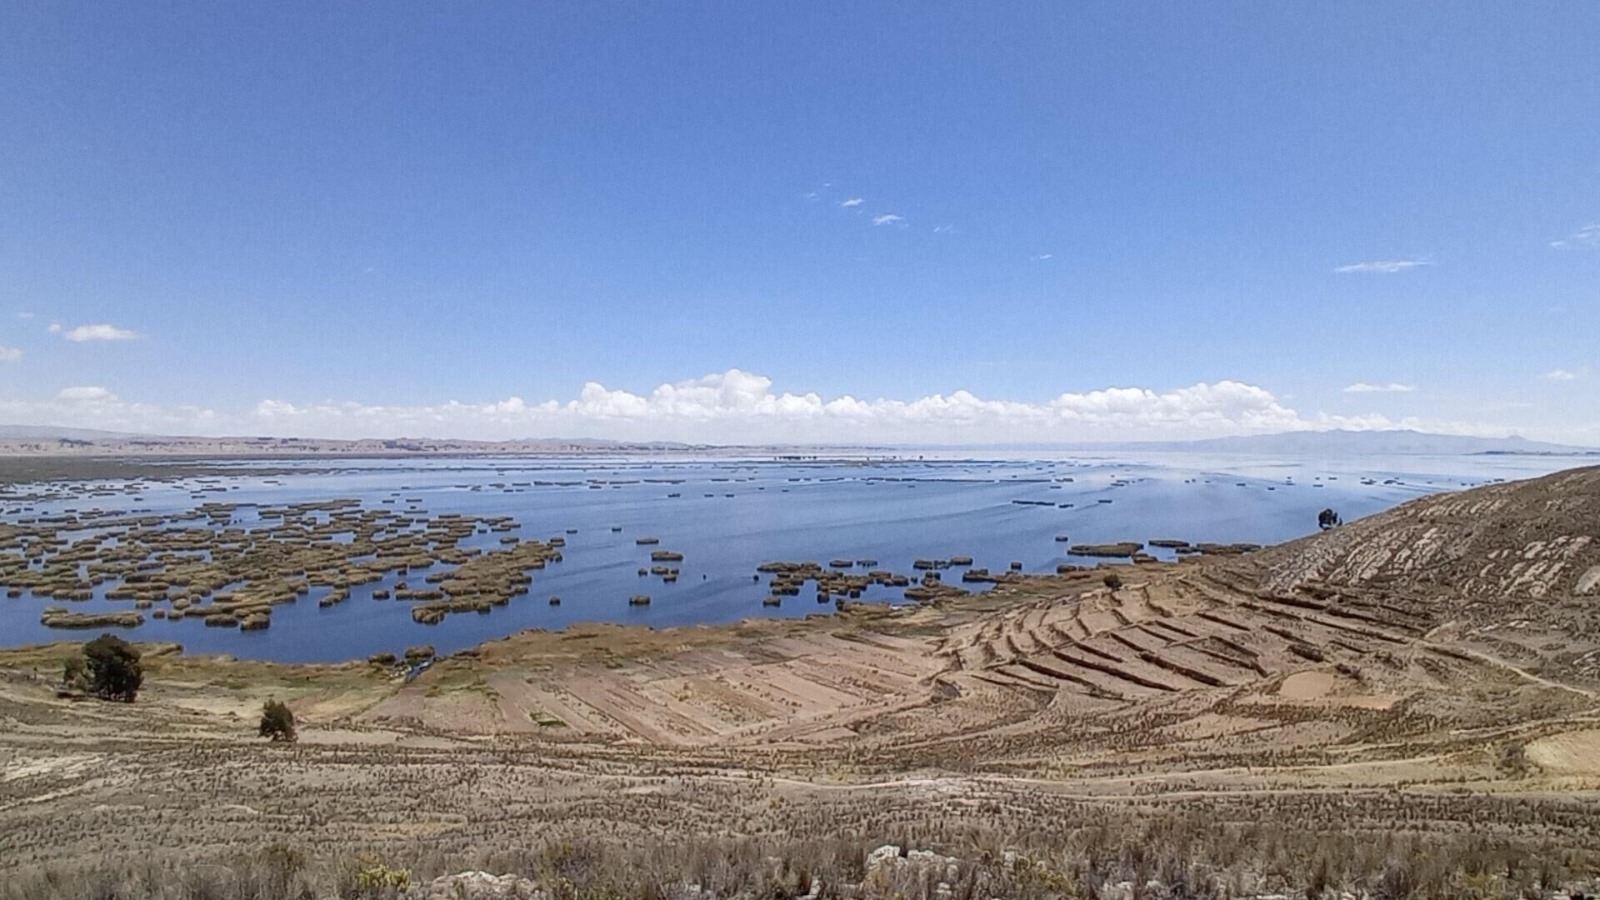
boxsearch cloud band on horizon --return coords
[3,368,1547,444]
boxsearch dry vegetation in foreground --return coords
[5,822,1596,900]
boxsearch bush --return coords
[83,634,142,702]
[61,656,86,691]
[1102,572,1123,590]
[343,853,410,898]
[260,699,297,742]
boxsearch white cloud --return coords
[0,369,1587,445]
[52,323,139,342]
[1550,224,1600,250]
[16,312,34,320]
[839,197,864,208]
[932,224,954,234]
[872,214,904,226]
[57,385,114,401]
[0,346,21,363]
[0,386,219,436]
[1032,253,1054,261]
[1343,382,1416,394]
[233,373,1312,442]
[1544,369,1581,382]
[1334,259,1432,274]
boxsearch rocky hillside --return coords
[1179,465,1600,687]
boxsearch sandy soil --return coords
[1526,729,1600,775]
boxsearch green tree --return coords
[83,634,142,702]
[259,698,297,742]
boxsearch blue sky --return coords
[2,3,1597,444]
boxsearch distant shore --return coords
[0,449,909,485]
[2,425,1595,462]
[0,431,901,457]
[0,456,331,485]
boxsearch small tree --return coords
[83,634,142,702]
[259,699,297,742]
[1102,572,1123,590]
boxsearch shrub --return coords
[61,656,86,691]
[83,633,142,702]
[259,699,297,742]
[344,853,410,898]
[1102,572,1123,590]
[1496,742,1529,776]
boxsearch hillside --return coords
[1248,465,1600,603]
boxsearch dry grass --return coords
[3,822,1591,900]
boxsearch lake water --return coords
[0,451,1578,662]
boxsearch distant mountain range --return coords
[916,430,1596,456]
[1125,429,1595,456]
[0,425,141,441]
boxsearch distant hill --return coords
[0,425,138,441]
[1120,429,1593,456]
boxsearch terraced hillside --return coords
[358,620,942,747]
[1218,464,1600,685]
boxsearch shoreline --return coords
[0,571,1074,671]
